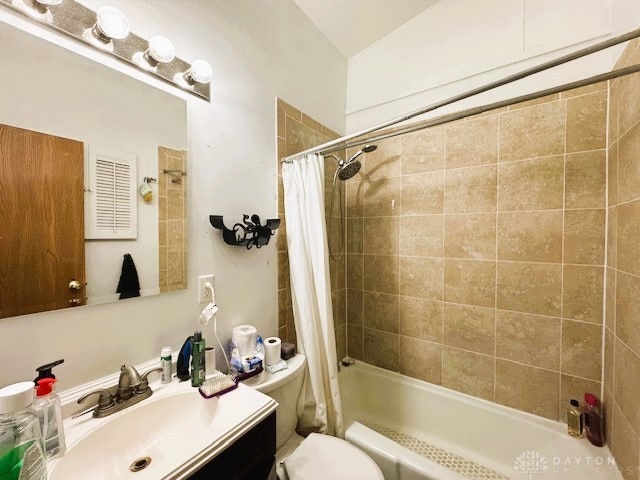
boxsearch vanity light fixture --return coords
[132,35,176,72]
[174,59,213,88]
[11,0,61,22]
[82,5,130,52]
[0,0,211,100]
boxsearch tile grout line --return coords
[494,110,501,402]
[441,127,447,384]
[560,97,567,420]
[601,81,611,403]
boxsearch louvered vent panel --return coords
[86,147,137,239]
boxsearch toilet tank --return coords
[253,354,306,449]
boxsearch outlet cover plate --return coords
[197,274,214,304]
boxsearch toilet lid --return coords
[284,433,384,480]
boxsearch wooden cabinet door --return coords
[0,124,85,318]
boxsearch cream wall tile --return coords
[608,142,618,208]
[565,151,607,209]
[498,156,564,211]
[442,347,494,401]
[364,255,399,294]
[401,127,445,174]
[444,259,496,308]
[347,289,363,325]
[443,303,495,355]
[445,115,498,169]
[562,265,604,324]
[347,218,363,253]
[399,337,442,384]
[400,256,442,300]
[496,310,561,370]
[495,359,560,420]
[364,217,400,255]
[364,328,399,371]
[497,262,562,316]
[445,165,497,213]
[363,291,399,333]
[499,101,565,161]
[444,213,496,260]
[561,320,602,381]
[604,328,614,393]
[566,91,607,153]
[564,209,606,265]
[617,120,640,205]
[399,215,443,256]
[611,403,640,480]
[401,171,444,215]
[347,254,363,289]
[497,211,563,263]
[399,296,443,342]
[364,178,402,217]
[617,69,640,135]
[347,324,363,360]
[616,271,640,356]
[364,136,402,179]
[617,200,640,277]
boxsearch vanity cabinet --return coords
[189,411,276,480]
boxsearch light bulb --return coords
[95,5,129,40]
[36,0,62,4]
[186,59,213,84]
[12,0,61,22]
[148,35,175,63]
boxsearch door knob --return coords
[69,280,82,291]
[69,299,82,306]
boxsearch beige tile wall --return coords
[605,38,640,480]
[158,147,187,293]
[345,83,608,423]
[276,99,346,357]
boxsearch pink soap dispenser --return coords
[583,393,604,447]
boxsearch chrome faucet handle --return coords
[137,367,163,393]
[77,389,114,410]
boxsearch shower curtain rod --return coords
[282,27,640,163]
[323,62,640,153]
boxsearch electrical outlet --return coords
[197,274,214,304]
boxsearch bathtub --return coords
[339,361,620,480]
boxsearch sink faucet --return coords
[78,364,163,418]
[117,364,143,401]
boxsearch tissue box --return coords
[281,342,295,360]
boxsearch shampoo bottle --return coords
[584,393,604,447]
[191,332,206,387]
[0,382,46,480]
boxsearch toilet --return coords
[253,354,384,480]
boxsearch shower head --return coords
[337,160,362,181]
[348,144,377,163]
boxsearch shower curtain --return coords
[282,153,344,438]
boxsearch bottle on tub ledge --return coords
[567,398,584,438]
[583,393,604,447]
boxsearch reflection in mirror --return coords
[0,21,187,319]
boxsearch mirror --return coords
[0,21,188,318]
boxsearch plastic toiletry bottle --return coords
[191,332,206,387]
[160,346,172,384]
[584,393,604,447]
[0,382,47,480]
[33,378,65,459]
[567,399,583,438]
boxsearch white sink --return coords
[48,380,276,480]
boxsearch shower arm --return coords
[281,26,640,163]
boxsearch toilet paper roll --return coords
[232,325,257,356]
[264,337,282,366]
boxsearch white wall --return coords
[0,24,187,304]
[346,0,640,132]
[0,0,346,390]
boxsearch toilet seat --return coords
[283,433,384,480]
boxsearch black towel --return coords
[116,253,140,299]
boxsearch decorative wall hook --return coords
[209,214,280,249]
